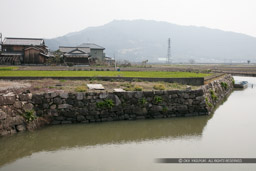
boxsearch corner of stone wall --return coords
[0,91,35,136]
[201,74,234,114]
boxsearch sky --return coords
[0,0,256,39]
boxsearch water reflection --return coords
[0,115,211,167]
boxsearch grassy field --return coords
[0,71,210,78]
[0,67,19,71]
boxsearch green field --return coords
[0,67,19,71]
[0,70,210,78]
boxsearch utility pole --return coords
[0,33,2,52]
[114,53,117,70]
[167,38,171,64]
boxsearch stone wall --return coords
[202,74,234,114]
[0,75,234,136]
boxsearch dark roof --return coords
[59,46,90,53]
[39,53,50,58]
[79,43,105,50]
[67,48,88,54]
[2,37,45,46]
[24,46,46,53]
[0,52,23,56]
[64,54,90,58]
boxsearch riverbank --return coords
[0,74,234,136]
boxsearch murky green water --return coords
[0,76,256,171]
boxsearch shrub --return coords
[154,96,163,104]
[139,98,147,106]
[205,97,213,108]
[134,85,143,91]
[75,86,87,92]
[162,106,168,113]
[153,84,166,90]
[210,89,218,101]
[221,82,228,90]
[96,99,114,109]
[22,110,36,122]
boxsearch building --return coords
[59,43,105,65]
[104,56,115,66]
[0,37,49,65]
[59,46,91,65]
[79,43,105,61]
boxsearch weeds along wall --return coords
[0,75,233,136]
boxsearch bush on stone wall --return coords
[153,96,163,104]
[96,99,114,109]
[210,89,218,101]
[22,110,36,122]
[221,82,228,90]
[139,98,147,106]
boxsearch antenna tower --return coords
[167,38,171,63]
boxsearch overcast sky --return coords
[1,0,256,39]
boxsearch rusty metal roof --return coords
[2,37,45,46]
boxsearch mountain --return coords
[45,20,256,63]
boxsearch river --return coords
[0,76,255,171]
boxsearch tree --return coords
[247,60,251,64]
[52,50,64,64]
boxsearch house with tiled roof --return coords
[79,43,105,61]
[0,37,49,64]
[59,43,105,65]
